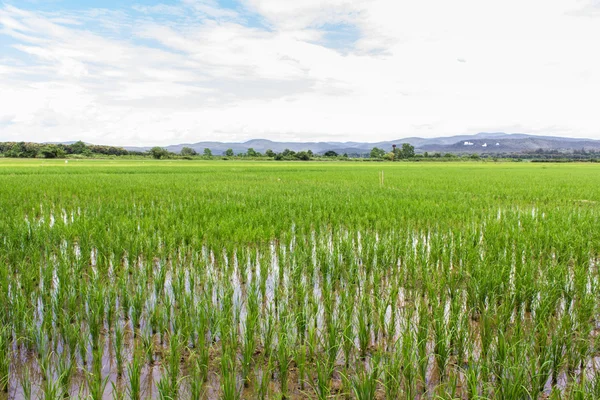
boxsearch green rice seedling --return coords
[262,305,275,357]
[324,312,340,375]
[494,336,531,400]
[164,333,183,399]
[307,318,318,363]
[110,381,126,400]
[56,353,74,396]
[130,286,145,337]
[87,288,105,351]
[492,329,508,392]
[156,377,172,400]
[78,325,88,367]
[256,355,273,400]
[375,286,388,345]
[87,368,110,400]
[585,374,600,399]
[185,301,197,349]
[106,287,117,331]
[91,336,105,377]
[21,367,32,400]
[454,312,469,368]
[385,288,398,352]
[434,368,460,400]
[314,356,333,400]
[479,305,494,363]
[189,361,206,400]
[358,296,370,360]
[118,277,130,322]
[220,349,239,400]
[549,316,568,387]
[241,283,259,387]
[465,357,480,400]
[348,361,379,400]
[0,329,8,393]
[294,282,307,346]
[433,299,450,381]
[141,327,154,366]
[38,340,52,383]
[382,346,402,399]
[277,313,292,399]
[114,322,125,378]
[126,350,142,400]
[195,312,209,383]
[149,301,161,336]
[548,386,564,400]
[400,326,418,399]
[416,298,429,391]
[533,321,552,395]
[64,316,79,360]
[42,378,63,400]
[296,342,308,391]
[497,360,530,400]
[341,307,355,371]
[158,302,169,346]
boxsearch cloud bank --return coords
[0,0,599,145]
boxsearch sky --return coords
[0,0,599,146]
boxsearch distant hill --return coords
[122,133,600,155]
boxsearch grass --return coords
[0,159,599,398]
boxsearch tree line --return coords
[0,141,129,158]
[0,140,470,162]
[150,144,418,160]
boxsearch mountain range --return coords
[121,133,600,155]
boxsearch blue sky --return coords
[8,0,186,12]
[1,0,599,145]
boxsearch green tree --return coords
[296,151,310,161]
[265,149,276,158]
[149,147,168,159]
[39,144,66,159]
[5,142,39,158]
[70,141,88,154]
[282,149,296,157]
[180,147,197,156]
[323,150,338,157]
[370,147,385,158]
[401,143,415,159]
[4,143,23,158]
[225,149,234,157]
[246,148,258,157]
[203,148,213,158]
[383,152,395,161]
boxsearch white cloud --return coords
[0,0,599,146]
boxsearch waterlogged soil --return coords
[4,314,600,400]
[4,208,600,399]
[5,329,362,400]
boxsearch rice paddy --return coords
[1,159,600,399]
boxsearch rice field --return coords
[1,159,600,399]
